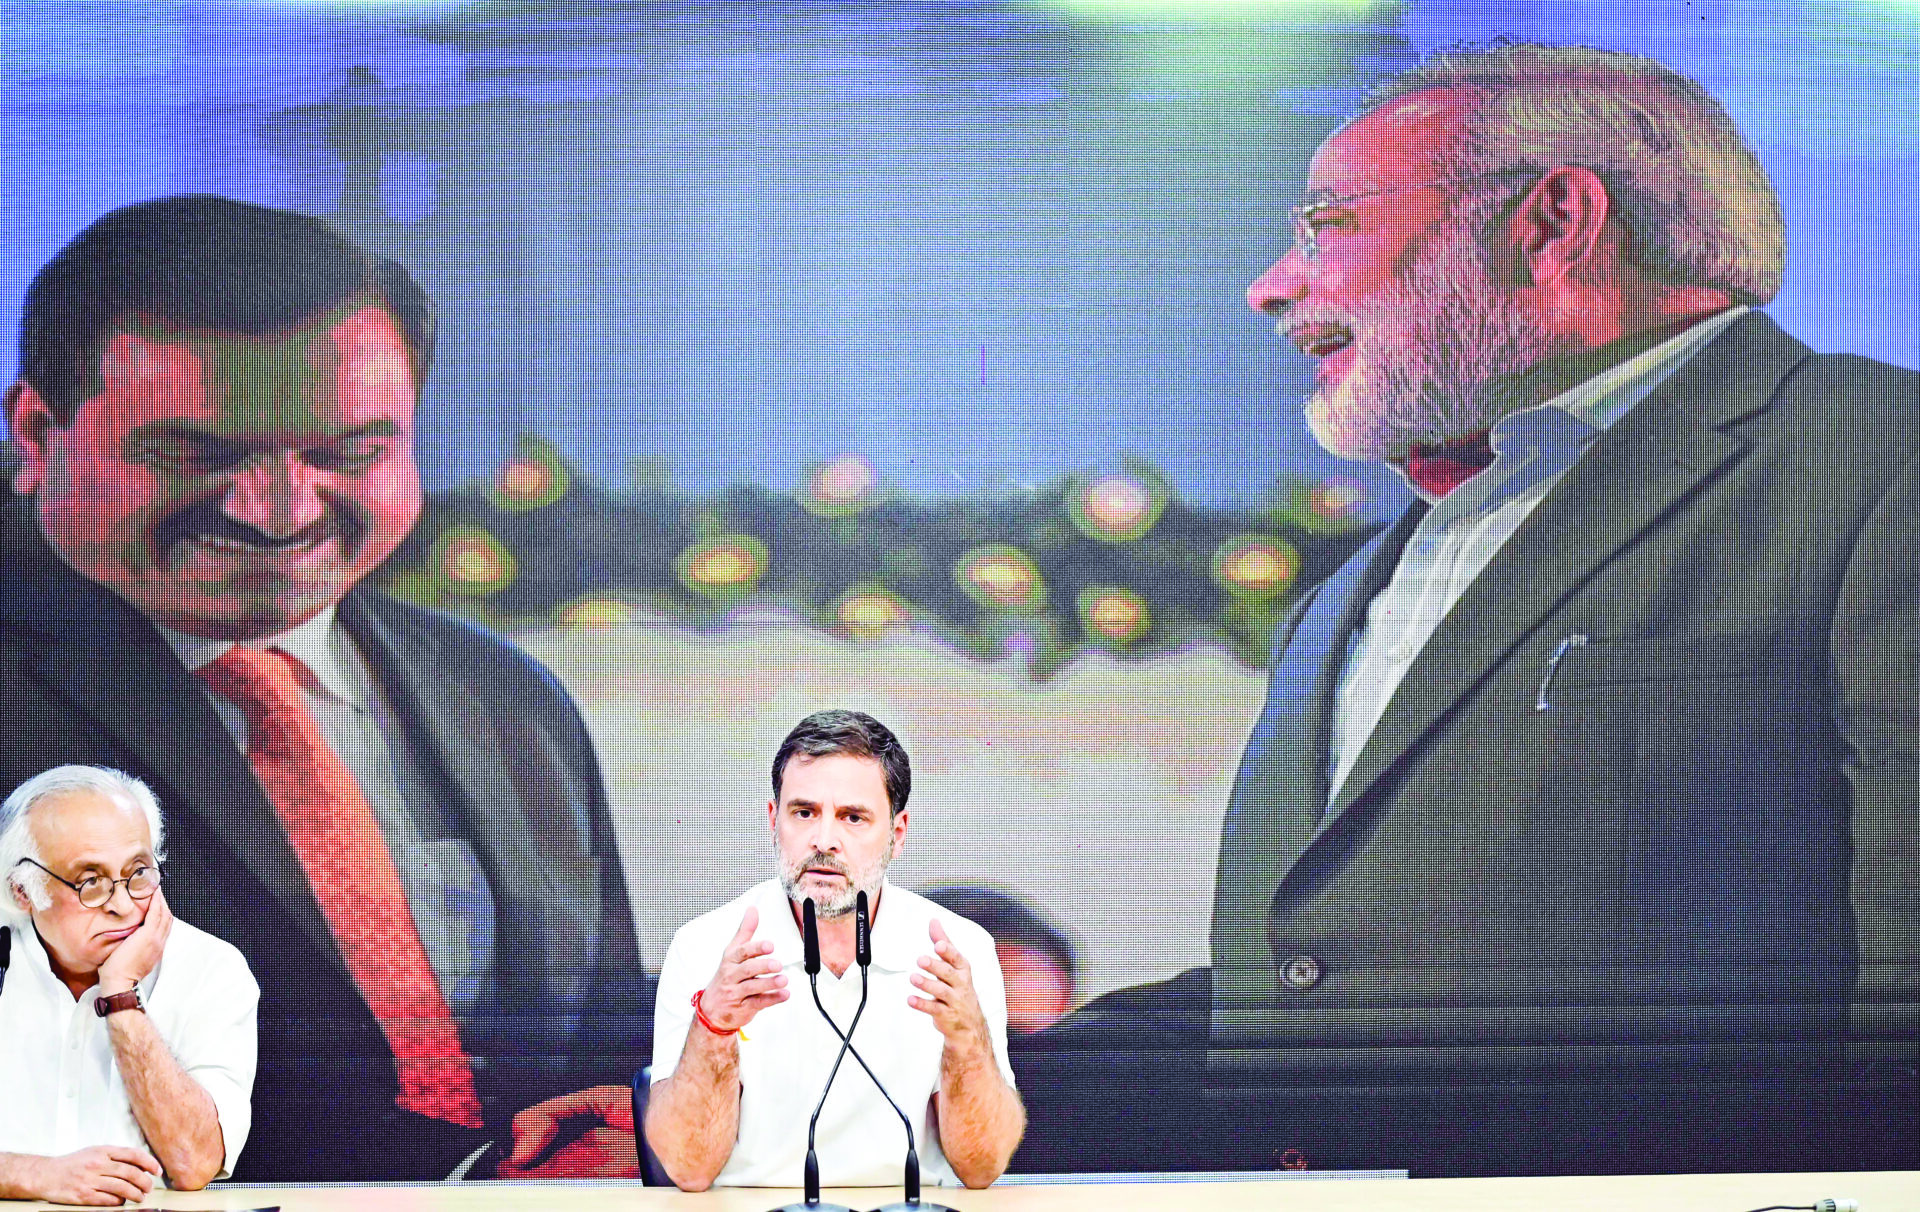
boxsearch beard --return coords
[1301,220,1569,463]
[776,841,892,919]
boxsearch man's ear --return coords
[1511,165,1615,288]
[890,807,909,858]
[4,380,59,496]
[9,876,33,915]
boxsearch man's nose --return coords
[807,819,844,855]
[222,451,326,537]
[1247,246,1309,316]
[102,879,140,916]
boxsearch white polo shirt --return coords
[0,918,260,1180]
[651,879,1014,1188]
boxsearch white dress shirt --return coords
[0,918,259,1180]
[156,607,497,1017]
[1326,307,1751,801]
[651,878,1015,1188]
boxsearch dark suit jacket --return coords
[2,499,652,1180]
[1207,313,1918,1172]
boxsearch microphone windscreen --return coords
[803,896,821,975]
[855,890,871,968]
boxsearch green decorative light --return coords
[675,534,770,599]
[955,544,1046,611]
[799,454,881,517]
[553,596,636,629]
[1077,586,1151,645]
[1067,470,1166,543]
[835,585,914,639]
[1211,534,1299,600]
[487,439,571,511]
[1307,475,1365,523]
[433,526,518,596]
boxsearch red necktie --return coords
[198,647,486,1129]
[1403,430,1497,497]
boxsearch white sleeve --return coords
[165,940,260,1180]
[649,926,700,1085]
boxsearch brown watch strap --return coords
[94,989,144,1017]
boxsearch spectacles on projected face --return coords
[1287,167,1539,260]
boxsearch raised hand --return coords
[697,906,788,1033]
[909,918,991,1056]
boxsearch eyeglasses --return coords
[1287,167,1539,260]
[14,857,162,908]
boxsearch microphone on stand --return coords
[835,892,959,1212]
[772,897,856,1212]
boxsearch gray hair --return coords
[1,765,166,926]
[1361,42,1784,305]
[772,709,912,818]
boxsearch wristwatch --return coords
[94,989,144,1017]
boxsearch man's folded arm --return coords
[107,1006,228,1189]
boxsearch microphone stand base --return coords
[869,1202,960,1212]
[770,1203,858,1212]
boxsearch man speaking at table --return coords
[644,710,1024,1191]
[1,195,650,1180]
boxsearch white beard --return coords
[1302,222,1566,462]
[777,841,892,919]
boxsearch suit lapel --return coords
[4,533,343,968]
[341,596,596,1015]
[1212,506,1423,992]
[1319,313,1812,827]
[339,594,521,854]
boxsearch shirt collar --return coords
[757,878,914,973]
[7,918,158,1004]
[1394,305,1750,503]
[156,604,373,709]
[1528,304,1750,434]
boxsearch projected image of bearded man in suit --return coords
[1024,42,1916,1179]
[2,195,651,1182]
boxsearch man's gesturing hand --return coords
[698,907,788,1033]
[909,919,992,1056]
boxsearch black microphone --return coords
[836,891,957,1212]
[773,897,856,1212]
[804,895,822,977]
[855,888,871,967]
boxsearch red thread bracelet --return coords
[691,989,737,1036]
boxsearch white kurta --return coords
[651,878,1014,1188]
[0,917,259,1180]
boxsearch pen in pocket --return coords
[1534,633,1589,711]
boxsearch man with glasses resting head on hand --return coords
[0,765,258,1206]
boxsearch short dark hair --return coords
[771,709,911,817]
[18,194,436,423]
[922,885,1078,989]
